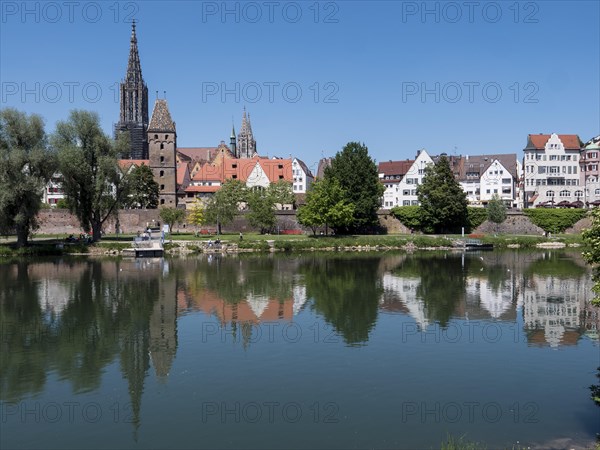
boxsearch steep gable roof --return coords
[118,159,149,172]
[457,154,518,180]
[525,134,581,150]
[177,147,219,163]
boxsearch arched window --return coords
[546,190,554,197]
[159,170,164,177]
[160,184,165,190]
[559,190,570,197]
[160,199,165,205]
[160,156,165,163]
[574,190,583,198]
[160,143,164,150]
[154,134,158,140]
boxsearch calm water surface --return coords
[1,251,599,449]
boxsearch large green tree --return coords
[0,109,57,247]
[124,164,159,209]
[417,155,468,234]
[324,142,384,233]
[297,177,354,235]
[204,179,247,234]
[52,110,129,242]
[247,188,277,234]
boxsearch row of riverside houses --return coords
[377,133,600,210]
[41,23,600,211]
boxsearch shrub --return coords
[390,206,423,230]
[467,207,488,231]
[524,208,588,233]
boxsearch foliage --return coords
[417,155,468,234]
[204,180,247,234]
[487,194,507,231]
[590,367,600,406]
[205,180,246,234]
[524,208,588,234]
[247,189,276,234]
[297,177,355,235]
[582,209,600,265]
[324,142,384,233]
[123,164,158,209]
[467,207,488,231]
[582,208,600,306]
[0,109,57,247]
[53,110,129,242]
[390,206,423,230]
[268,180,295,207]
[56,198,69,209]
[186,199,206,234]
[159,207,185,233]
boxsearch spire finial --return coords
[131,19,137,43]
[163,90,167,99]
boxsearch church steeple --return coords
[115,20,149,159]
[230,123,237,158]
[126,20,143,84]
[237,107,256,158]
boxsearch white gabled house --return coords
[291,158,314,194]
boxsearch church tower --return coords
[148,99,177,208]
[115,20,149,159]
[230,124,237,158]
[237,108,257,158]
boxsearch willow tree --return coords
[0,108,57,247]
[53,110,129,242]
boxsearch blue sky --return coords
[1,1,599,170]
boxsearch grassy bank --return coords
[0,232,587,257]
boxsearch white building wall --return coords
[395,150,434,206]
[523,134,581,206]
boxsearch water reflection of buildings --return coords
[521,273,593,347]
[378,252,598,348]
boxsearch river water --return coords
[1,251,598,449]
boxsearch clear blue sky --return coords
[1,1,599,171]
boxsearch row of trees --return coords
[1,109,161,246]
[183,179,295,235]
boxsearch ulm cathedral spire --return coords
[115,20,149,159]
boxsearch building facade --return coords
[522,134,582,207]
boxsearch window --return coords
[595,189,600,195]
[165,134,169,140]
[502,178,511,184]
[403,190,410,195]
[160,199,165,205]
[160,184,165,190]
[559,190,570,197]
[160,143,164,150]
[279,175,284,179]
[403,200,410,206]
[278,164,283,169]
[574,190,583,198]
[232,164,237,169]
[232,175,237,179]
[160,156,165,163]
[154,134,158,139]
[159,170,164,177]
[411,200,419,205]
[546,190,554,197]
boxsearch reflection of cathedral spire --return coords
[149,278,178,381]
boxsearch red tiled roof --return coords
[526,134,581,150]
[191,157,293,184]
[177,162,189,186]
[378,160,413,176]
[177,147,220,163]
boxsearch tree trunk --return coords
[16,225,28,248]
[92,221,102,242]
